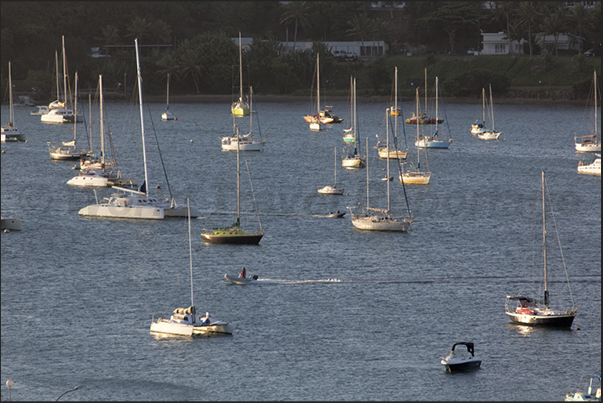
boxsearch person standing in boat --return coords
[240,267,246,278]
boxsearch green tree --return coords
[532,53,558,87]
[127,17,152,42]
[95,25,120,46]
[516,2,544,58]
[423,2,480,54]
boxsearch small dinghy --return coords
[441,342,482,372]
[326,211,346,218]
[224,273,259,285]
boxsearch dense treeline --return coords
[0,1,601,101]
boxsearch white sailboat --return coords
[1,62,26,143]
[150,200,233,336]
[222,86,265,151]
[68,75,135,187]
[505,171,578,327]
[41,36,83,124]
[470,88,486,135]
[378,67,407,159]
[342,77,365,169]
[47,71,86,160]
[304,53,328,131]
[400,88,431,185]
[477,84,501,140]
[161,73,177,121]
[405,68,443,125]
[231,32,250,117]
[318,146,344,195]
[78,39,198,220]
[574,70,601,153]
[415,77,452,149]
[349,131,413,231]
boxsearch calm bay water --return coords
[1,96,601,401]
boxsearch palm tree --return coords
[565,3,596,54]
[150,20,172,45]
[539,9,566,56]
[346,14,373,56]
[95,25,120,45]
[517,2,544,58]
[178,46,202,94]
[494,1,517,55]
[279,1,310,51]
[126,17,152,42]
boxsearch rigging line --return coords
[142,82,174,201]
[544,176,575,308]
[438,83,452,140]
[243,157,262,231]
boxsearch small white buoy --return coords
[190,139,194,143]
[1,150,6,154]
[165,198,170,202]
[25,140,28,143]
[4,229,9,233]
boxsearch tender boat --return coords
[224,273,260,285]
[326,211,345,218]
[440,342,482,372]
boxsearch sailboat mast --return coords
[333,145,337,186]
[594,70,598,140]
[542,170,548,308]
[366,136,369,210]
[187,199,194,308]
[435,77,439,131]
[248,86,253,135]
[73,72,78,146]
[416,88,420,166]
[394,67,398,142]
[353,77,357,141]
[316,53,320,115]
[386,108,390,213]
[55,51,60,104]
[481,88,486,123]
[62,36,67,106]
[238,32,243,102]
[8,62,14,125]
[166,73,170,109]
[489,84,495,130]
[236,126,241,220]
[99,75,105,165]
[135,38,150,197]
[424,68,427,115]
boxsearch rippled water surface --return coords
[1,95,600,401]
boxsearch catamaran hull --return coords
[78,205,165,219]
[505,312,576,327]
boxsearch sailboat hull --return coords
[415,139,451,149]
[351,216,411,231]
[201,231,263,244]
[400,172,431,185]
[318,186,344,195]
[505,311,576,327]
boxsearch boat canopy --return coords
[173,306,195,315]
[451,342,475,356]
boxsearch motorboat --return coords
[565,376,602,401]
[577,154,601,176]
[30,105,50,116]
[440,342,482,372]
[224,273,260,285]
[326,211,346,218]
[477,129,501,140]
